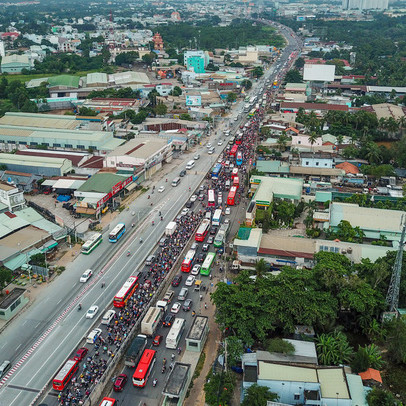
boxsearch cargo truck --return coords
[141,307,163,336]
[124,334,147,367]
[165,221,177,236]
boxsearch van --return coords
[0,360,11,378]
[86,328,102,344]
[186,160,195,170]
[171,177,181,187]
[145,255,156,266]
[101,309,116,325]
[178,287,189,301]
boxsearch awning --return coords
[125,182,138,192]
[41,239,58,252]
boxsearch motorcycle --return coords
[127,251,131,257]
[140,238,143,243]
[153,379,157,387]
[78,304,82,311]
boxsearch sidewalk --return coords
[184,279,222,406]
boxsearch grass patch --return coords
[186,351,206,396]
[383,363,406,403]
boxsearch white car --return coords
[218,192,223,198]
[86,305,99,319]
[225,207,231,215]
[224,218,230,224]
[190,195,197,202]
[171,302,181,314]
[80,269,92,283]
[86,328,102,344]
[217,140,223,146]
[101,309,116,325]
[208,148,215,155]
[234,116,238,121]
[191,264,201,275]
[181,208,189,216]
[158,186,165,193]
[206,143,212,149]
[185,275,196,286]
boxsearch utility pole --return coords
[386,216,406,312]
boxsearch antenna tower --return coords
[386,216,406,312]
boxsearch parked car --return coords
[113,374,128,392]
[86,305,99,319]
[74,347,88,361]
[172,274,182,287]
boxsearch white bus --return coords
[81,233,102,254]
[212,209,222,227]
[165,318,185,349]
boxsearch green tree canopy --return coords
[242,384,278,406]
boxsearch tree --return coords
[284,69,302,83]
[276,133,288,152]
[351,347,371,373]
[78,106,97,116]
[294,57,305,69]
[386,316,406,365]
[155,102,167,116]
[308,132,319,152]
[241,79,252,90]
[316,331,354,366]
[0,267,12,288]
[242,384,278,406]
[255,258,268,279]
[172,86,182,96]
[225,336,244,366]
[204,371,235,406]
[115,51,139,66]
[366,388,400,406]
[147,89,159,107]
[252,66,264,78]
[226,92,237,104]
[206,62,219,71]
[179,113,193,121]
[142,52,156,66]
[266,338,294,354]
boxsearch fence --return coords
[31,265,49,278]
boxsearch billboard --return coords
[186,95,202,106]
[303,64,335,82]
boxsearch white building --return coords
[300,152,335,169]
[0,182,25,212]
[342,0,388,10]
[0,41,5,58]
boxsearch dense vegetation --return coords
[156,19,285,50]
[281,15,406,86]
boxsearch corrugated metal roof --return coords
[0,112,77,130]
[4,248,42,271]
[48,75,80,88]
[345,374,368,406]
[77,173,128,194]
[0,153,69,169]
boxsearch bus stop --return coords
[162,362,191,406]
[185,315,209,353]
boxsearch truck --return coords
[156,300,168,312]
[141,307,163,336]
[124,334,147,367]
[165,221,177,236]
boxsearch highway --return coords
[0,22,302,406]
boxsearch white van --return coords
[171,177,181,187]
[186,160,195,170]
[86,328,102,344]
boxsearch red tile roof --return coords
[336,162,360,175]
[359,368,382,383]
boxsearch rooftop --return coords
[108,137,169,160]
[0,288,26,310]
[330,202,405,235]
[258,362,318,383]
[251,176,303,203]
[280,102,349,112]
[1,54,29,65]
[186,316,208,341]
[318,368,350,399]
[48,75,80,88]
[0,112,77,130]
[76,173,129,194]
[0,153,72,169]
[259,235,315,259]
[163,362,190,397]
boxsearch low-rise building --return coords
[300,152,335,169]
[185,316,209,352]
[162,362,191,406]
[0,288,29,321]
[0,182,25,212]
[1,54,31,73]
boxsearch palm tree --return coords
[255,258,268,279]
[365,142,382,164]
[308,131,319,152]
[277,133,288,152]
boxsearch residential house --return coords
[300,152,335,169]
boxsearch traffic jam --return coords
[51,87,269,406]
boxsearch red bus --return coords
[195,219,211,242]
[132,349,156,387]
[227,186,238,206]
[113,275,139,308]
[181,249,196,272]
[53,359,79,391]
[99,398,116,406]
[231,168,238,179]
[233,176,240,189]
[229,144,238,157]
[208,189,215,207]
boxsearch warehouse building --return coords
[0,154,72,177]
[1,54,31,73]
[0,112,124,152]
